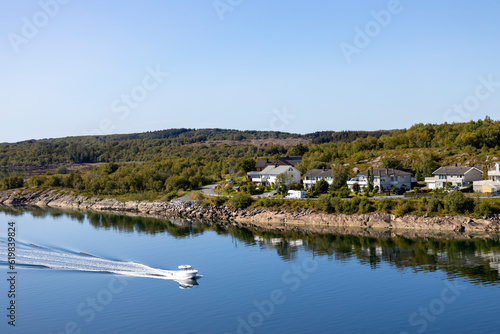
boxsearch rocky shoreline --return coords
[1,189,500,236]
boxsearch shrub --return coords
[333,187,351,198]
[377,198,394,212]
[165,191,178,201]
[444,191,474,214]
[256,186,266,194]
[427,196,441,213]
[330,197,342,213]
[394,205,405,218]
[230,193,253,209]
[349,197,361,214]
[55,166,69,174]
[419,197,428,212]
[214,196,228,207]
[394,201,413,217]
[475,200,492,217]
[402,201,413,214]
[358,198,371,214]
[191,191,205,202]
[0,176,24,190]
[317,195,333,213]
[314,179,330,195]
[44,175,63,187]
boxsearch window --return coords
[439,175,446,179]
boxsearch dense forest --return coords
[1,119,499,166]
[0,128,396,165]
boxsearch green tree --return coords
[474,199,492,217]
[367,167,374,193]
[274,172,293,195]
[412,154,439,180]
[286,144,309,157]
[238,158,256,174]
[381,156,401,169]
[331,164,349,191]
[314,178,329,195]
[308,161,329,170]
[230,193,253,209]
[444,191,474,214]
[55,166,69,174]
[0,176,24,190]
[317,195,334,213]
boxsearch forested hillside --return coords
[0,128,393,165]
[1,118,500,202]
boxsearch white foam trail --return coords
[0,239,195,282]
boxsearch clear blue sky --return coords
[1,0,499,143]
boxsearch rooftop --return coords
[304,168,332,177]
[432,166,483,175]
[260,165,300,176]
[358,168,412,177]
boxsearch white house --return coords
[303,168,333,190]
[425,166,483,189]
[347,168,413,192]
[248,165,301,186]
[473,162,500,193]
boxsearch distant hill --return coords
[1,118,499,166]
[0,128,393,165]
[304,130,395,144]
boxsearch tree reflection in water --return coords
[2,205,500,285]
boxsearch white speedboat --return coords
[174,265,199,279]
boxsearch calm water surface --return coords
[0,207,499,333]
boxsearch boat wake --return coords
[0,239,200,288]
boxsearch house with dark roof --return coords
[255,159,271,171]
[425,166,483,189]
[255,156,302,171]
[347,168,413,191]
[303,168,333,190]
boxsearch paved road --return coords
[371,195,405,200]
[196,183,422,201]
[199,183,276,199]
[251,190,276,199]
[200,183,220,196]
[175,183,221,202]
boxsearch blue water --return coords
[0,208,499,333]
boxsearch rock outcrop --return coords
[0,189,499,234]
